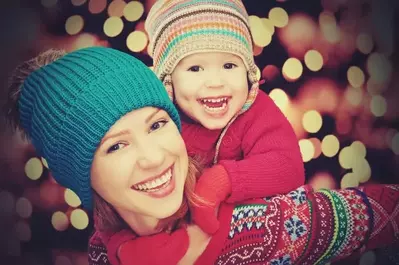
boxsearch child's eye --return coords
[224,63,237,69]
[107,143,126,154]
[150,120,168,132]
[187,66,202,72]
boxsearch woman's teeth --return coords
[133,169,172,192]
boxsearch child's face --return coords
[91,107,188,222]
[171,52,249,130]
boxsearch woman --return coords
[5,47,398,265]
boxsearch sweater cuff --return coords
[106,230,137,265]
[218,160,240,202]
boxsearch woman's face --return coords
[91,107,188,222]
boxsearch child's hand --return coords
[118,228,189,265]
[192,164,231,235]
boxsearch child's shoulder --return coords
[241,89,278,117]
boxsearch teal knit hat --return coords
[18,47,181,210]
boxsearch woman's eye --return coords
[150,120,168,132]
[107,143,126,154]
[187,66,202,72]
[224,63,237,69]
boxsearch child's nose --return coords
[205,71,224,88]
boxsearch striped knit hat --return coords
[145,0,260,113]
[18,47,180,210]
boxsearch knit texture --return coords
[145,0,260,111]
[88,184,399,265]
[19,47,181,210]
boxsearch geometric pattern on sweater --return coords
[229,204,267,239]
[88,232,111,265]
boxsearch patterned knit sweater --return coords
[88,184,399,265]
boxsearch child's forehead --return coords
[181,52,242,62]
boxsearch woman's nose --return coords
[135,141,165,169]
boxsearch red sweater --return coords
[181,90,305,201]
[88,184,399,265]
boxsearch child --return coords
[144,0,305,233]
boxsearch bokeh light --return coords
[370,95,387,117]
[55,256,73,265]
[269,88,290,112]
[71,0,86,6]
[269,7,289,28]
[299,139,315,162]
[15,221,31,242]
[309,172,336,190]
[367,52,392,84]
[347,66,365,88]
[249,16,273,47]
[124,1,144,22]
[16,197,33,219]
[391,132,399,155]
[260,18,275,35]
[70,209,89,230]
[103,16,124,37]
[64,189,82,208]
[25,157,43,180]
[126,31,148,52]
[52,211,69,232]
[321,134,340,157]
[108,0,126,17]
[41,157,49,169]
[304,50,323,71]
[341,172,360,188]
[351,141,367,158]
[282,58,303,81]
[356,33,374,54]
[262,65,279,81]
[352,158,372,183]
[41,0,57,8]
[309,138,322,159]
[302,110,323,133]
[345,86,363,107]
[65,15,84,35]
[88,0,107,14]
[338,146,355,169]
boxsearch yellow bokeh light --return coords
[299,139,315,162]
[108,0,126,17]
[260,18,275,35]
[345,86,363,107]
[88,0,107,14]
[370,95,387,117]
[352,158,372,183]
[41,157,49,169]
[319,11,340,43]
[15,221,31,242]
[351,141,367,158]
[321,134,340,157]
[249,16,272,47]
[65,15,84,35]
[124,1,144,22]
[103,16,124,37]
[269,7,289,28]
[71,0,86,6]
[70,209,89,230]
[347,66,365,88]
[25,157,43,180]
[52,211,69,232]
[367,52,392,84]
[309,138,322,159]
[304,50,323,71]
[356,33,373,54]
[341,172,360,188]
[282,58,303,81]
[269,88,290,111]
[64,189,82,208]
[302,110,323,133]
[126,31,148,52]
[16,197,32,219]
[338,146,355,169]
[391,132,399,155]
